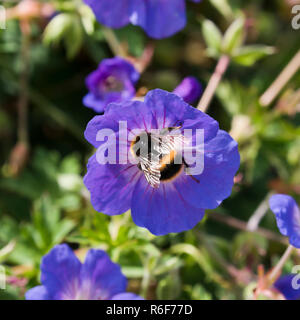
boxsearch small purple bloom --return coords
[173,76,202,104]
[269,194,300,248]
[84,89,240,236]
[84,0,201,39]
[25,244,143,300]
[274,274,300,300]
[83,57,140,113]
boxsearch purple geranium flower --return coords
[269,194,300,248]
[25,244,143,300]
[274,274,300,300]
[84,89,240,235]
[84,0,201,39]
[173,76,202,104]
[83,57,140,113]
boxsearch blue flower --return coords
[269,194,300,248]
[84,0,201,39]
[84,89,240,235]
[173,76,202,104]
[25,244,143,300]
[83,57,140,113]
[274,274,300,300]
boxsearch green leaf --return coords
[233,45,275,66]
[43,13,74,46]
[222,17,245,55]
[208,0,234,20]
[64,17,84,59]
[79,5,95,35]
[43,13,83,59]
[202,19,222,57]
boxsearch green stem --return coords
[268,244,294,284]
[102,27,127,57]
[18,29,31,145]
[197,54,230,112]
[210,212,288,245]
[140,259,151,299]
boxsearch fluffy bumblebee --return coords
[130,126,187,188]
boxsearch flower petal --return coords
[83,93,105,114]
[80,249,127,300]
[269,194,300,248]
[131,175,205,235]
[144,89,219,141]
[274,274,300,300]
[84,154,141,215]
[130,0,186,39]
[85,100,152,149]
[173,76,202,104]
[112,292,144,300]
[40,244,82,300]
[84,0,131,28]
[174,130,240,209]
[25,286,51,300]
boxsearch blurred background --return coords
[0,0,299,300]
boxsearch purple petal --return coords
[84,0,131,28]
[80,249,127,300]
[84,154,141,215]
[174,130,240,209]
[274,274,300,300]
[131,175,205,235]
[40,244,82,300]
[269,194,300,248]
[84,99,153,149]
[129,0,186,39]
[173,76,202,104]
[83,93,105,114]
[25,286,51,300]
[112,292,144,300]
[144,89,219,142]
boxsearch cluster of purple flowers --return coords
[83,57,202,113]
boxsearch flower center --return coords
[101,76,124,93]
[130,129,184,188]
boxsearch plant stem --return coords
[140,260,151,299]
[246,193,272,232]
[210,212,288,245]
[260,50,300,107]
[18,22,31,145]
[102,27,127,57]
[197,54,230,112]
[268,244,294,284]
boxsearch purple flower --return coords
[25,244,143,300]
[83,57,140,113]
[84,89,240,235]
[274,274,300,300]
[269,194,300,248]
[84,0,201,39]
[173,76,202,104]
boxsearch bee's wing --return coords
[139,131,188,188]
[139,154,161,188]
